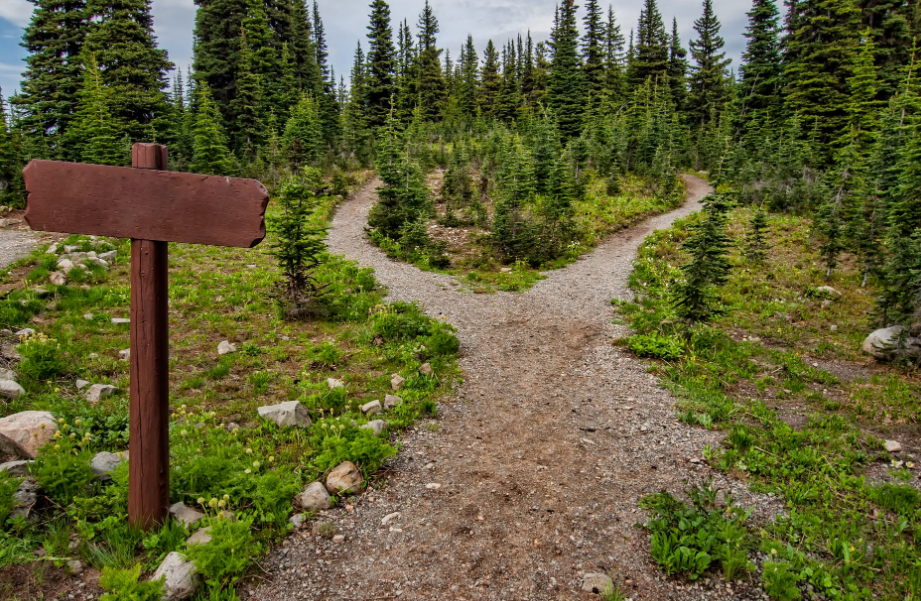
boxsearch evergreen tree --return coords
[459,35,480,117]
[0,90,22,205]
[546,0,585,140]
[667,19,689,113]
[744,209,770,263]
[629,0,669,88]
[288,0,320,92]
[861,0,913,100]
[603,7,626,100]
[13,0,89,156]
[343,42,372,165]
[366,0,397,129]
[494,42,521,122]
[312,1,340,147]
[688,0,732,125]
[480,40,502,118]
[582,0,606,98]
[845,30,882,147]
[739,0,783,128]
[69,54,128,166]
[283,92,322,167]
[190,83,233,176]
[192,0,248,122]
[676,194,734,322]
[416,0,447,121]
[233,28,266,156]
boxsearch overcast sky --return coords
[0,0,752,102]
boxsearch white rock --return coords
[152,552,200,601]
[48,271,66,286]
[862,326,921,360]
[0,380,25,399]
[217,340,236,355]
[0,368,16,381]
[118,348,130,361]
[815,286,842,297]
[63,245,79,254]
[289,513,306,529]
[91,451,127,481]
[361,420,387,435]
[384,394,403,410]
[75,379,90,390]
[884,440,903,453]
[186,527,212,546]
[361,400,382,415]
[111,318,130,325]
[420,363,433,376]
[257,401,311,429]
[327,378,345,389]
[12,480,38,519]
[381,512,401,526]
[98,250,118,262]
[66,559,84,576]
[56,259,75,273]
[0,411,57,458]
[45,244,58,255]
[14,328,34,340]
[0,460,33,476]
[582,573,614,596]
[295,481,333,512]
[425,483,441,490]
[85,384,117,404]
[332,534,345,543]
[391,374,405,391]
[83,313,94,320]
[326,461,363,495]
[169,502,204,526]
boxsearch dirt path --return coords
[247,177,771,601]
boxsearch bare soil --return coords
[244,176,782,601]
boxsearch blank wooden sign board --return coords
[22,143,269,530]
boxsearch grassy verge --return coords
[619,207,921,600]
[376,172,686,293]
[0,179,459,600]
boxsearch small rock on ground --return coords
[85,384,117,404]
[326,461,363,495]
[0,411,58,458]
[217,341,236,355]
[257,401,311,429]
[152,552,200,601]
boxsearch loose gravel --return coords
[244,176,781,601]
[0,227,36,270]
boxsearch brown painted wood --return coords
[22,159,269,248]
[128,144,171,530]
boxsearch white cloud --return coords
[0,62,21,74]
[0,0,34,28]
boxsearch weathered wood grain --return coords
[22,159,269,247]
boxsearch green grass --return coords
[0,176,459,599]
[620,207,921,601]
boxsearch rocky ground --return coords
[243,176,783,601]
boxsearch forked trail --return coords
[247,176,767,600]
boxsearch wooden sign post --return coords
[22,143,269,530]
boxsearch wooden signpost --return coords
[22,143,269,530]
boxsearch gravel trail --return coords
[0,227,37,269]
[247,176,775,601]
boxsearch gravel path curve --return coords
[247,177,776,601]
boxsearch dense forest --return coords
[0,0,921,318]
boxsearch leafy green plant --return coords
[762,561,801,601]
[185,516,259,590]
[424,326,460,357]
[867,483,921,516]
[99,565,165,601]
[17,332,66,380]
[34,437,96,505]
[371,302,433,342]
[0,471,23,528]
[310,341,342,366]
[309,418,396,478]
[628,334,684,360]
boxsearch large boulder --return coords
[0,460,33,476]
[326,461,363,495]
[0,411,58,458]
[152,552,200,601]
[257,401,311,429]
[0,380,25,400]
[862,326,921,360]
[295,481,333,512]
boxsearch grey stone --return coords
[361,420,387,435]
[582,573,614,596]
[91,451,127,481]
[257,401,311,429]
[12,480,38,520]
[391,374,405,391]
[0,368,15,381]
[118,348,130,361]
[14,328,34,340]
[862,326,921,360]
[0,380,25,399]
[815,286,842,297]
[225,422,241,433]
[1,342,20,361]
[63,245,79,254]
[381,512,401,526]
[45,244,58,255]
[111,318,130,325]
[326,461,363,495]
[48,271,66,286]
[85,384,117,404]
[884,440,903,453]
[56,259,76,274]
[0,460,33,476]
[83,313,94,320]
[75,379,90,390]
[327,378,345,389]
[289,513,306,529]
[186,527,212,546]
[420,363,433,376]
[98,250,118,262]
[152,552,200,601]
[361,400,382,415]
[169,502,204,526]
[384,394,403,410]
[295,481,333,512]
[66,560,84,576]
[217,340,236,355]
[0,411,57,458]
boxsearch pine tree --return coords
[629,0,669,88]
[416,1,446,121]
[85,0,173,142]
[233,28,266,156]
[819,130,864,278]
[13,0,89,157]
[288,0,320,92]
[744,209,770,263]
[546,0,585,140]
[480,40,502,118]
[604,7,626,101]
[190,83,233,176]
[192,0,248,121]
[312,1,340,147]
[688,0,732,126]
[68,54,128,166]
[459,35,480,117]
[845,30,882,147]
[667,19,689,112]
[283,92,322,167]
[0,89,21,205]
[366,0,397,129]
[582,0,606,98]
[676,194,734,322]
[739,0,783,129]
[494,42,521,122]
[343,42,372,165]
[861,0,913,100]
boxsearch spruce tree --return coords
[13,0,89,156]
[233,29,266,157]
[192,0,248,120]
[667,19,689,113]
[546,0,585,140]
[312,1,340,147]
[739,0,783,128]
[366,0,397,129]
[416,1,447,121]
[480,41,502,118]
[283,93,322,167]
[629,0,669,88]
[85,0,173,142]
[288,0,320,92]
[0,90,20,205]
[582,0,606,98]
[68,54,128,166]
[343,42,372,165]
[861,0,913,100]
[676,194,734,322]
[845,30,882,147]
[688,0,732,126]
[190,83,234,176]
[744,209,770,263]
[459,35,480,117]
[604,7,626,101]
[494,43,522,122]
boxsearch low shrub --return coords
[762,561,801,601]
[628,334,684,360]
[18,332,67,380]
[185,516,259,590]
[99,565,165,601]
[0,471,22,527]
[34,437,96,506]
